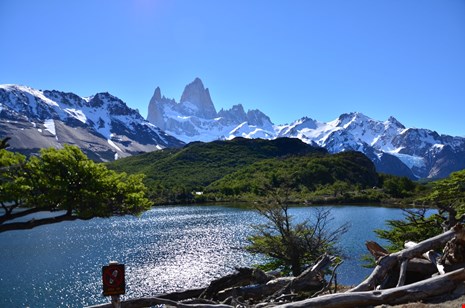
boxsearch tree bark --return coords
[274,268,465,308]
[86,296,233,308]
[200,268,271,300]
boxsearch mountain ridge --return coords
[0,84,184,161]
[1,80,464,180]
[146,78,465,179]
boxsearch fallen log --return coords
[274,268,465,308]
[270,254,333,299]
[216,277,292,301]
[158,287,206,301]
[86,296,233,308]
[213,255,334,302]
[200,267,271,300]
[350,224,463,292]
[405,241,445,275]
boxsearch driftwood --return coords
[200,267,272,300]
[404,240,445,275]
[86,296,233,308]
[211,254,333,302]
[274,268,465,308]
[366,241,389,260]
[350,224,465,292]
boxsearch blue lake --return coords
[0,205,421,307]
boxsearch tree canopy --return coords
[0,144,152,232]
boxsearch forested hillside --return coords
[108,137,416,204]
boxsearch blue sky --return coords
[1,0,464,136]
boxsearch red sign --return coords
[102,263,125,296]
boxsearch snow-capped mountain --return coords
[0,85,184,161]
[147,78,274,143]
[276,113,465,179]
[146,79,465,179]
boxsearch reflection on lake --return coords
[0,205,428,307]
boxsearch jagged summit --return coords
[179,77,216,119]
[153,86,162,102]
[146,78,274,142]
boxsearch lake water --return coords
[0,205,421,307]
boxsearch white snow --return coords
[392,153,426,169]
[44,119,56,135]
[107,139,122,152]
[65,108,87,123]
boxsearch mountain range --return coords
[1,79,464,179]
[147,78,465,179]
[0,85,183,161]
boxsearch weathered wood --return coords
[200,267,271,300]
[396,258,408,287]
[350,224,462,292]
[366,241,389,260]
[86,296,233,308]
[269,254,332,299]
[158,287,206,301]
[441,233,465,264]
[405,241,445,275]
[274,268,465,308]
[312,260,343,297]
[425,250,445,274]
[216,277,291,301]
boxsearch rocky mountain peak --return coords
[180,78,216,119]
[153,87,162,102]
[386,116,405,129]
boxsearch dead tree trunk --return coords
[274,268,465,308]
[350,224,463,292]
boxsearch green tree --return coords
[246,175,349,276]
[375,170,465,251]
[426,169,465,230]
[0,145,152,232]
[375,208,443,251]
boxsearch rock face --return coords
[180,78,217,119]
[0,85,184,161]
[147,78,275,142]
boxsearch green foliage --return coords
[374,208,442,251]
[0,145,152,232]
[246,197,349,276]
[425,169,465,214]
[108,138,327,203]
[0,149,28,206]
[379,174,417,198]
[108,137,419,205]
[206,151,380,202]
[374,169,465,253]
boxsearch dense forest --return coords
[107,137,421,205]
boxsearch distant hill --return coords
[107,137,382,204]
